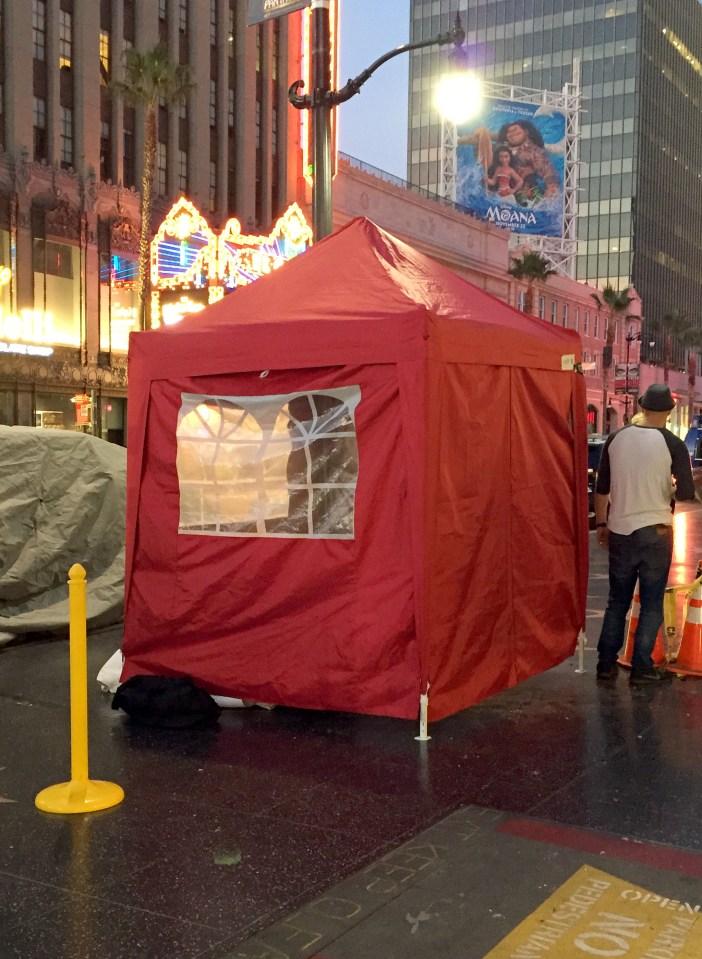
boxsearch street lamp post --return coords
[289,1,468,241]
[623,326,641,423]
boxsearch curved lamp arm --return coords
[289,16,465,111]
[289,79,310,109]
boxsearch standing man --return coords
[595,384,696,685]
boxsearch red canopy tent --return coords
[122,217,588,723]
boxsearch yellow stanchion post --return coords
[663,588,678,661]
[35,564,124,814]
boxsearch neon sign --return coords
[150,197,217,293]
[218,204,312,290]
[0,307,54,355]
[300,0,338,186]
[0,342,53,356]
[150,200,312,327]
[161,295,207,327]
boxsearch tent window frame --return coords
[176,386,361,539]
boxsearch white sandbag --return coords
[97,648,124,693]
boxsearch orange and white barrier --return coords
[618,583,666,668]
[670,576,702,677]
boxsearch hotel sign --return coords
[0,307,54,356]
[248,0,310,25]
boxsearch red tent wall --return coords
[423,358,588,721]
[122,361,427,718]
[122,218,587,722]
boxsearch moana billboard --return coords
[456,98,566,238]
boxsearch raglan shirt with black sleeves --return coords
[595,424,695,535]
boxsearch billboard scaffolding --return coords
[441,61,581,278]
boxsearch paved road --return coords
[2,504,702,958]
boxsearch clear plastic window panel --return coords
[176,387,361,539]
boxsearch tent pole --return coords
[574,630,587,674]
[415,690,431,741]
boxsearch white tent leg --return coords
[574,630,587,674]
[415,691,431,741]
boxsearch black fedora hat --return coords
[638,384,675,412]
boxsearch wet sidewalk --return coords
[2,504,702,958]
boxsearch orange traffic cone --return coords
[618,583,666,668]
[670,575,702,677]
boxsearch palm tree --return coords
[591,284,634,433]
[650,309,690,385]
[681,327,702,428]
[508,251,556,316]
[110,45,194,330]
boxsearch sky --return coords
[337,0,411,180]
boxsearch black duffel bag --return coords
[112,675,221,728]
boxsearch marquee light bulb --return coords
[435,72,483,125]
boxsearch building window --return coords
[256,100,261,150]
[583,310,590,335]
[538,296,545,319]
[100,30,110,76]
[100,120,111,181]
[228,6,234,57]
[228,89,234,128]
[178,150,187,192]
[517,290,526,312]
[123,129,135,188]
[59,9,72,69]
[594,314,599,338]
[60,106,73,168]
[157,142,167,196]
[210,80,216,127]
[562,304,568,328]
[209,161,216,211]
[176,388,360,539]
[271,105,278,156]
[100,251,139,353]
[158,0,167,20]
[33,238,81,347]
[33,96,47,160]
[179,0,188,31]
[551,301,557,324]
[272,23,279,81]
[33,0,46,61]
[210,0,217,46]
[574,307,580,332]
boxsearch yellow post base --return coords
[35,779,124,815]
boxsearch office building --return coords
[0,0,304,439]
[408,0,702,366]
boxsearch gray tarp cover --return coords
[0,426,125,641]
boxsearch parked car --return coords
[684,415,702,467]
[587,435,606,530]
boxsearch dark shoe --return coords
[629,668,674,686]
[596,662,618,681]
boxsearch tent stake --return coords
[415,691,431,741]
[574,630,587,673]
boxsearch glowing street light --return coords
[290,4,476,240]
[435,71,483,125]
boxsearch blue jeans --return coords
[597,524,674,672]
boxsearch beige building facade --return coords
[0,0,304,441]
[0,2,692,442]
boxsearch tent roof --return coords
[134,216,580,372]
